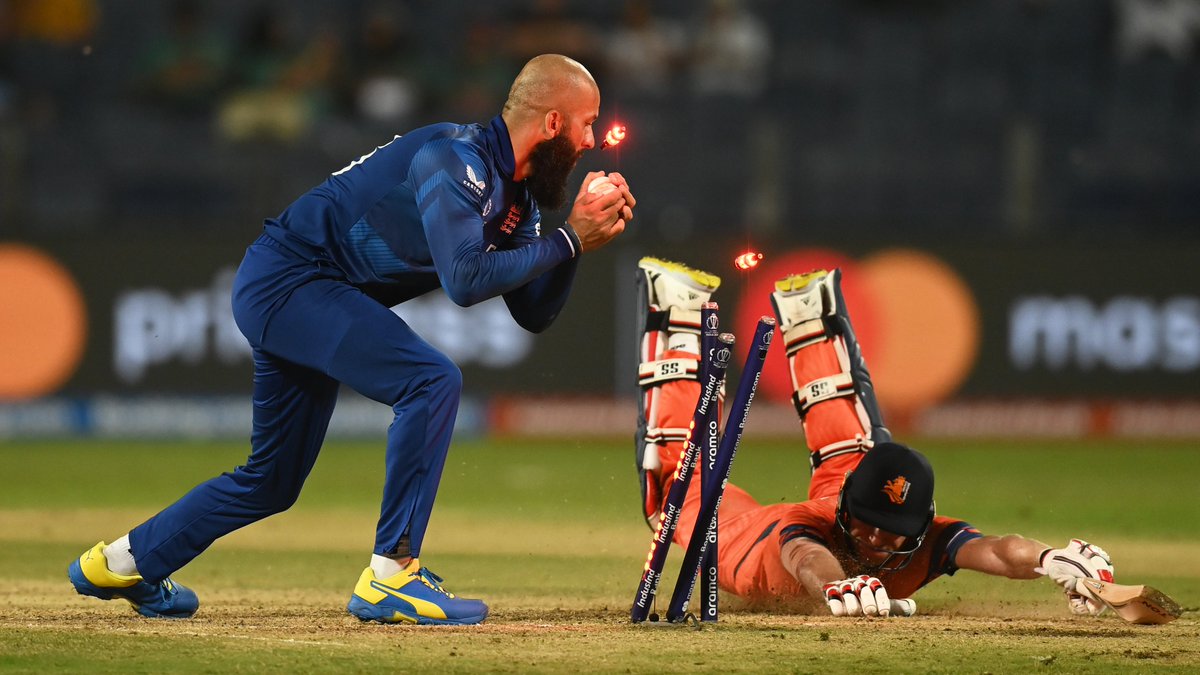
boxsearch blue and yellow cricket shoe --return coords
[347,560,488,625]
[68,541,199,618]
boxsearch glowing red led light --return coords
[734,252,764,270]
[601,125,626,149]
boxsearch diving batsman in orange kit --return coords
[634,258,1116,617]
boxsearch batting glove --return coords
[822,575,891,617]
[1035,539,1115,616]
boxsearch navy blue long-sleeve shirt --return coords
[262,115,580,333]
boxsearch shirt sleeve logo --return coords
[463,164,486,197]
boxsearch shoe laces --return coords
[415,567,456,598]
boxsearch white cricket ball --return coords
[587,176,617,196]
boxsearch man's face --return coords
[525,86,599,210]
[558,83,600,154]
[847,517,908,565]
[525,131,583,210]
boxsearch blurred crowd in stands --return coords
[2,0,1199,242]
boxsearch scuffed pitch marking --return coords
[197,633,350,647]
[13,621,350,647]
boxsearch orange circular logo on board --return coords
[0,244,88,399]
[735,247,979,417]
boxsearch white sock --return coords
[370,554,407,579]
[103,535,140,576]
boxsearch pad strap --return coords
[782,318,829,356]
[639,358,699,387]
[664,307,702,334]
[645,308,702,356]
[809,437,870,469]
[642,427,692,448]
[795,373,855,412]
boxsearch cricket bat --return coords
[1076,578,1183,625]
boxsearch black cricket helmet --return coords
[835,442,936,571]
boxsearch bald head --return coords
[502,54,598,122]
[502,55,600,187]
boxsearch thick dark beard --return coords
[525,134,580,211]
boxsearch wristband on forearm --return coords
[557,223,581,258]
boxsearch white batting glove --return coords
[1035,539,1115,616]
[822,575,891,617]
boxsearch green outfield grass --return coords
[1,436,1197,673]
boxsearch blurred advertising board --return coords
[2,236,1197,438]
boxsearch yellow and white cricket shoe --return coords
[347,559,488,625]
[637,257,721,317]
[770,269,836,337]
[68,541,199,618]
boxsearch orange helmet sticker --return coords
[882,476,911,505]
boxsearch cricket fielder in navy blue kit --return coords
[68,54,634,625]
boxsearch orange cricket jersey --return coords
[671,470,981,602]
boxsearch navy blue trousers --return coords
[130,235,461,582]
